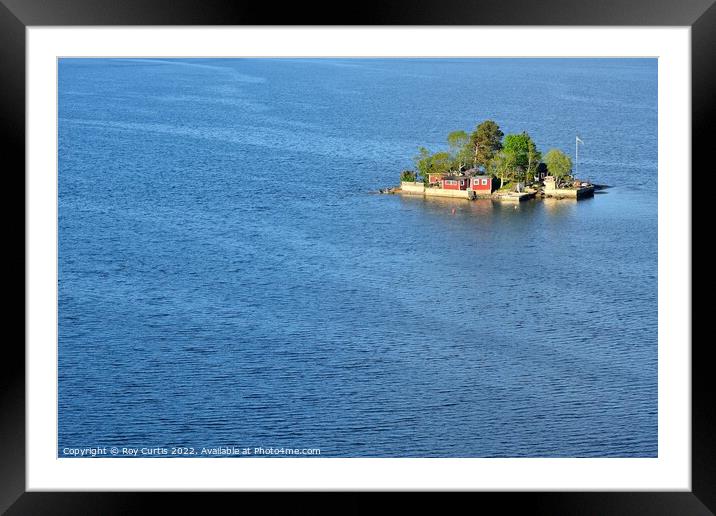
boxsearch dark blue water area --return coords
[58,58,657,457]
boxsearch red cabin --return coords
[428,173,446,185]
[470,175,493,193]
[441,175,470,190]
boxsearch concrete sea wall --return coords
[545,186,595,199]
[400,182,426,194]
[400,182,470,199]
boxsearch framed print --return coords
[4,0,712,513]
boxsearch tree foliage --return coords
[469,120,504,171]
[414,147,433,183]
[406,121,555,189]
[413,147,453,183]
[502,132,541,182]
[488,150,514,188]
[447,130,471,170]
[543,148,573,179]
[400,170,416,182]
[430,152,453,175]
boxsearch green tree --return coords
[400,170,416,182]
[502,132,540,183]
[525,139,541,182]
[543,148,573,181]
[447,130,471,170]
[414,147,433,184]
[430,151,453,175]
[413,148,453,185]
[469,120,504,171]
[489,150,517,187]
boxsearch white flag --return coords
[576,136,584,144]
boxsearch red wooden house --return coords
[470,175,493,193]
[441,175,470,190]
[428,173,446,185]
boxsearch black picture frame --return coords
[3,0,711,513]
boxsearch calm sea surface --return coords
[58,58,657,457]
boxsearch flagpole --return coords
[575,136,583,179]
[575,136,579,179]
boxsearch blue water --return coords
[58,58,657,457]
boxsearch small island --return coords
[386,120,597,202]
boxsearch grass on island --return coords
[497,180,513,192]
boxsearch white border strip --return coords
[27,27,691,491]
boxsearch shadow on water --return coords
[396,193,593,228]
